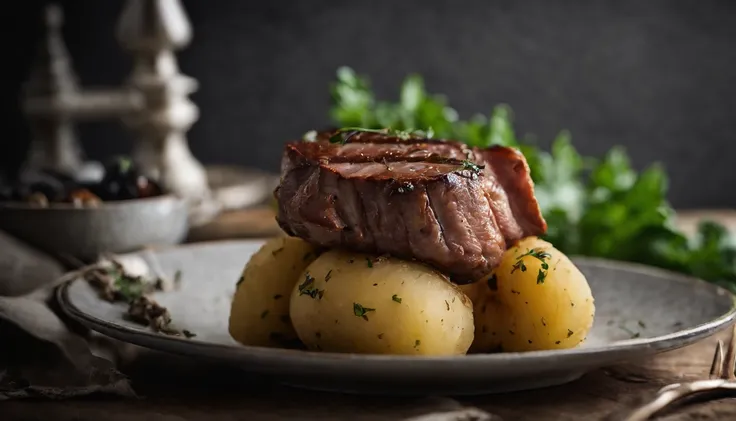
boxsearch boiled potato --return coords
[228,237,320,347]
[470,237,595,352]
[289,250,474,355]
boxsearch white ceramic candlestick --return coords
[116,0,211,207]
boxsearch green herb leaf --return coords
[353,303,375,320]
[392,294,402,303]
[459,160,484,175]
[536,269,547,284]
[327,66,736,292]
[297,273,324,300]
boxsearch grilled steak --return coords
[275,131,547,283]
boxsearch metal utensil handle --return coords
[622,380,736,421]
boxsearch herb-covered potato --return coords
[289,250,475,355]
[228,237,320,347]
[469,237,595,352]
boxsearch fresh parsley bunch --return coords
[328,66,736,292]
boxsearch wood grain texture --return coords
[2,331,735,420]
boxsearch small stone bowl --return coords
[0,195,189,261]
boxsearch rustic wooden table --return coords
[4,209,736,421]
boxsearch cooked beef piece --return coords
[275,130,547,283]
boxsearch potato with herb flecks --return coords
[470,237,595,352]
[289,249,475,355]
[228,237,319,347]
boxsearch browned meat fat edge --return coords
[481,147,548,237]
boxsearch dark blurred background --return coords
[3,0,736,208]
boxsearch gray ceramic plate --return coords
[58,240,736,395]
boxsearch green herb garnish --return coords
[536,269,547,284]
[328,66,736,293]
[329,127,434,144]
[117,157,132,173]
[513,249,551,283]
[353,303,375,320]
[366,258,373,268]
[459,159,484,176]
[518,248,552,262]
[392,294,402,303]
[297,273,323,299]
[396,183,415,194]
[115,276,146,301]
[510,260,527,274]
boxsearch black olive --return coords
[19,168,78,202]
[99,157,144,201]
[39,168,76,185]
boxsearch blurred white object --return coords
[96,255,151,280]
[117,0,215,221]
[206,166,278,211]
[21,5,141,177]
[21,1,218,225]
[74,161,105,183]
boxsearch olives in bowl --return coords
[0,158,163,208]
[0,158,188,260]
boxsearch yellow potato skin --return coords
[289,250,475,355]
[228,237,319,347]
[470,237,595,352]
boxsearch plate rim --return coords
[56,239,736,367]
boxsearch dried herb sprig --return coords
[329,127,434,144]
[84,260,195,338]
